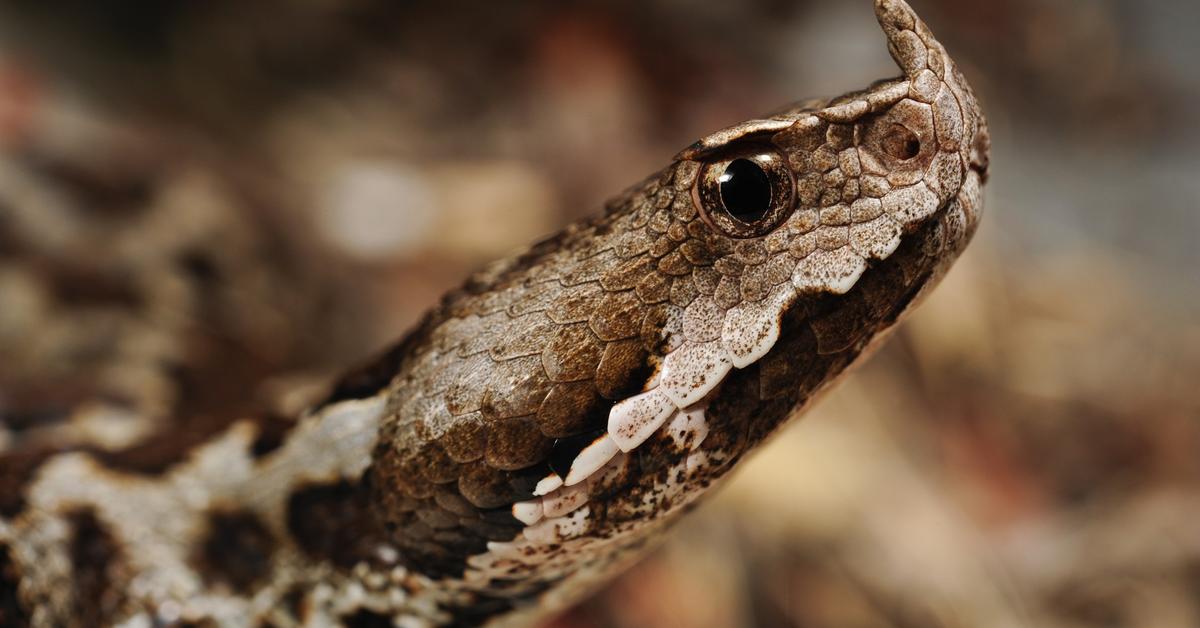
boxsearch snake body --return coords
[0,1,989,626]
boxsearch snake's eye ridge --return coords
[695,147,794,239]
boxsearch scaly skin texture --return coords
[0,1,989,626]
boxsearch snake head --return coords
[679,0,989,268]
[364,0,990,615]
[590,0,993,469]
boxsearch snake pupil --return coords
[719,158,772,224]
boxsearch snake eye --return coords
[695,147,794,239]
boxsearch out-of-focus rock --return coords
[318,159,440,262]
[314,158,558,263]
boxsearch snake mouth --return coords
[508,390,714,534]
[507,155,990,538]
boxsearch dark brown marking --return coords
[0,397,73,434]
[287,478,386,569]
[176,249,221,284]
[21,151,155,218]
[194,509,276,592]
[340,609,393,628]
[249,413,298,458]
[94,348,280,475]
[0,447,57,518]
[0,209,22,261]
[0,543,28,628]
[44,264,143,309]
[66,508,125,624]
[92,413,236,475]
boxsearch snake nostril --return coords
[881,124,922,161]
[971,125,992,182]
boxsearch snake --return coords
[0,1,989,626]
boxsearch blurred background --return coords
[0,0,1197,626]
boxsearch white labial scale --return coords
[542,481,590,518]
[682,297,725,342]
[590,451,629,487]
[523,507,592,544]
[721,285,794,368]
[469,541,518,568]
[666,406,709,452]
[793,247,868,295]
[850,215,903,260]
[514,283,793,544]
[564,434,620,486]
[685,450,711,476]
[826,249,868,295]
[884,180,939,224]
[511,500,544,526]
[607,388,676,451]
[532,473,563,497]
[468,460,695,579]
[517,451,630,525]
[657,340,733,409]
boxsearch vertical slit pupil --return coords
[719,158,772,223]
